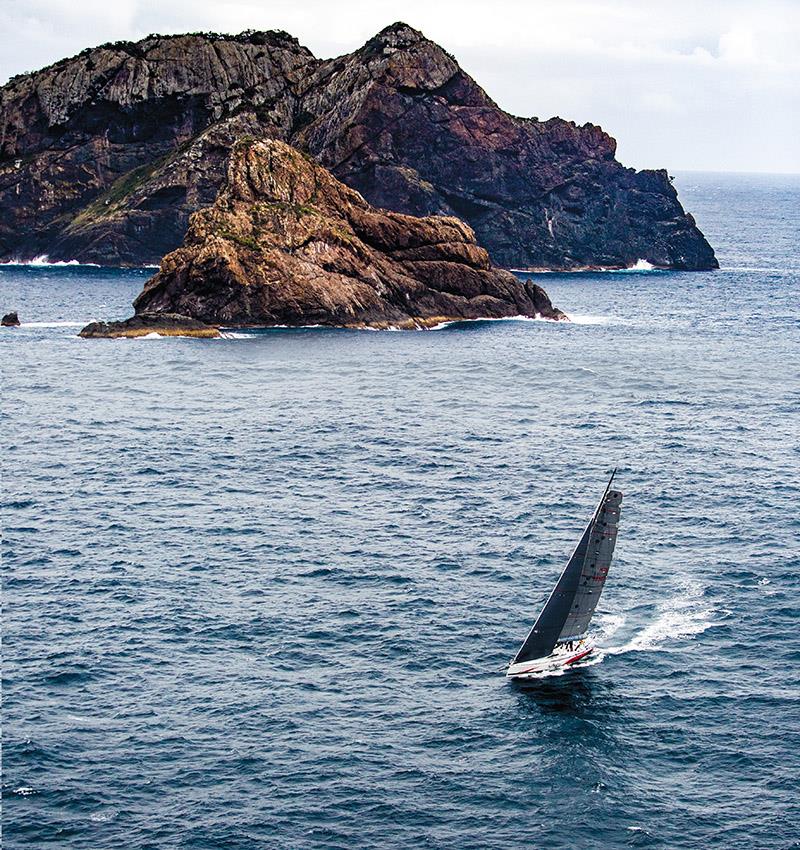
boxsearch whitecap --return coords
[626,259,656,271]
[591,258,658,273]
[219,325,326,337]
[511,259,660,273]
[0,255,159,269]
[223,318,561,334]
[429,314,562,330]
[0,254,94,267]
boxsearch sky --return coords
[2,0,799,174]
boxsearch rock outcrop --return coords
[0,31,313,265]
[123,138,565,329]
[79,312,219,338]
[1,24,718,270]
[2,311,20,326]
[297,25,717,271]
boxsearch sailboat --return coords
[506,471,622,679]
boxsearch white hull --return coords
[506,640,595,679]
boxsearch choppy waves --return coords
[20,321,86,328]
[3,173,799,850]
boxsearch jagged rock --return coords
[299,24,716,270]
[46,114,269,266]
[1,24,718,270]
[79,312,219,338]
[2,311,20,326]
[1,32,313,265]
[131,139,566,328]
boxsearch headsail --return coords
[511,472,622,665]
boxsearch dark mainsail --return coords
[556,488,621,642]
[511,473,622,665]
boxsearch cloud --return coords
[1,0,798,172]
[718,27,758,63]
[638,92,682,116]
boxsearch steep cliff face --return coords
[1,24,717,270]
[42,113,267,265]
[298,25,715,270]
[128,139,565,329]
[0,31,315,264]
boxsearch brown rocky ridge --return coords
[79,137,566,335]
[1,24,717,271]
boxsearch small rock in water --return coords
[2,311,20,326]
[78,312,219,339]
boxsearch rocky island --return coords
[80,138,565,335]
[1,23,717,271]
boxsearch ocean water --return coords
[1,172,799,849]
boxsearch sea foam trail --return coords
[593,612,626,643]
[221,318,561,334]
[604,581,717,655]
[513,590,717,680]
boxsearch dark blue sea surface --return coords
[2,172,799,849]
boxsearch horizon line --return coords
[670,168,800,177]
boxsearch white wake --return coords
[603,581,717,655]
[512,585,718,680]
